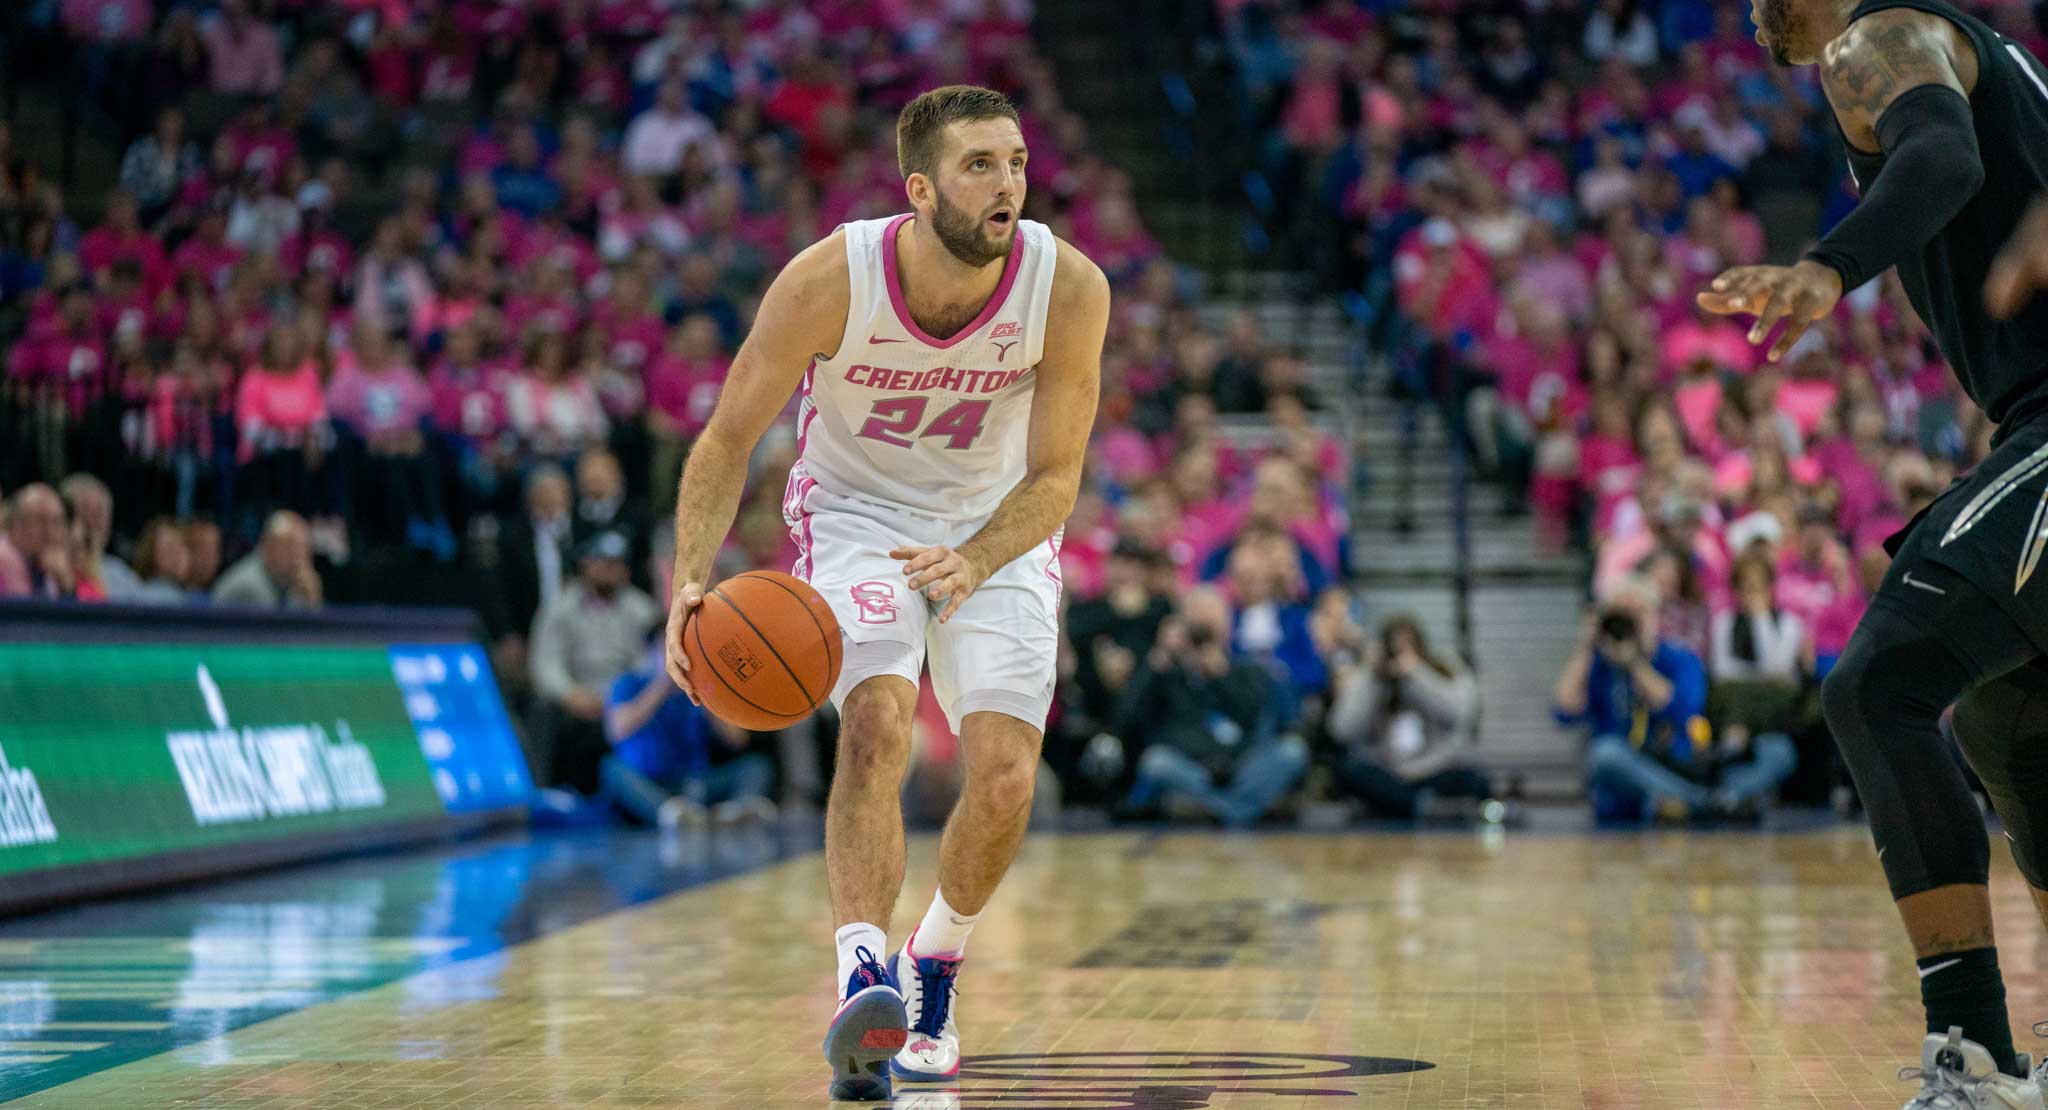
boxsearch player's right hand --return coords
[664,580,706,706]
[1696,261,1843,363]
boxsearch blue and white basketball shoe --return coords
[889,931,964,1082]
[822,945,907,1101]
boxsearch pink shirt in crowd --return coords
[1674,378,1722,452]
[62,0,151,42]
[644,354,727,437]
[1660,318,1755,378]
[1776,551,1863,657]
[1777,377,1838,439]
[235,361,326,461]
[7,330,110,415]
[1596,528,1733,612]
[204,17,284,94]
[427,361,512,443]
[172,237,246,293]
[1577,436,1640,532]
[590,306,666,371]
[506,373,608,455]
[77,228,168,290]
[326,356,432,438]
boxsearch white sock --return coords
[835,922,887,997]
[909,888,980,958]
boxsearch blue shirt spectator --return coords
[1558,640,1709,765]
[600,641,774,827]
[607,661,712,783]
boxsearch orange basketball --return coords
[683,570,843,731]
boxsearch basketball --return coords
[684,570,843,731]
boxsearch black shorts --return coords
[1883,414,2048,662]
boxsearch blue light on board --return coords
[388,644,532,813]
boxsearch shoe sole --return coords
[824,986,907,1101]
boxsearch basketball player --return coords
[662,86,1108,1100]
[1699,2,2048,1104]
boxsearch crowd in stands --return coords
[0,0,1522,831]
[1227,0,2046,819]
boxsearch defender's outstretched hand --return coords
[1696,261,1844,363]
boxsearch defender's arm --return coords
[1806,9,1984,293]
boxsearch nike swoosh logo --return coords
[1918,958,1963,979]
[1903,572,1947,596]
[868,336,907,344]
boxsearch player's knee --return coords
[968,753,1037,810]
[835,684,914,786]
[1816,645,1870,744]
[1819,636,1925,760]
[961,726,1041,806]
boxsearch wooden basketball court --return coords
[2,825,2040,1108]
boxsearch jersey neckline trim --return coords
[879,212,1025,350]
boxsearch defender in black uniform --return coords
[1703,0,2048,1103]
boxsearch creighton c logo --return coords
[850,581,900,625]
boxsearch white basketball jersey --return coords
[784,213,1058,522]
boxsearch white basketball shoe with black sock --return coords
[1901,1027,2041,1109]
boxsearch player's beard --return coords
[931,187,1012,269]
[1757,0,1801,67]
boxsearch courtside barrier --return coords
[0,602,531,914]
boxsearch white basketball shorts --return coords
[786,485,1061,732]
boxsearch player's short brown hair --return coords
[896,85,1019,180]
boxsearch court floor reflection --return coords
[8,825,2043,1108]
[0,823,810,1100]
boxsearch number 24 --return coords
[857,397,990,450]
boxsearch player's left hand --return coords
[1696,261,1843,363]
[1986,196,2048,319]
[891,544,991,624]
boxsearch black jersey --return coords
[1841,0,2048,436]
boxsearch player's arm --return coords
[900,239,1110,623]
[1987,196,2048,318]
[1806,10,1981,291]
[1699,10,1980,360]
[664,230,849,697]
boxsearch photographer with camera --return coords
[1114,586,1309,828]
[1323,607,1492,820]
[1555,578,1712,823]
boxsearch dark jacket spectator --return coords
[493,466,576,645]
[570,447,652,589]
[1063,541,1173,729]
[1117,588,1308,827]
